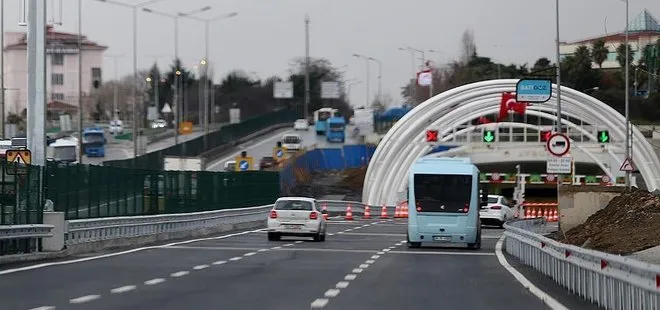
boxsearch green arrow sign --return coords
[597,130,610,143]
[483,130,495,143]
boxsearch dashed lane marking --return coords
[283,243,295,247]
[144,278,165,285]
[170,271,189,277]
[311,298,329,308]
[244,252,257,257]
[229,257,243,261]
[340,232,406,236]
[359,264,369,268]
[371,255,380,259]
[344,274,357,280]
[365,260,375,264]
[324,289,341,297]
[110,285,137,294]
[377,251,385,255]
[294,240,304,244]
[193,264,209,270]
[212,260,227,265]
[258,248,269,252]
[336,281,350,288]
[352,268,363,273]
[28,307,55,310]
[69,295,101,304]
[272,246,283,250]
[388,250,496,256]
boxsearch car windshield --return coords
[275,200,313,211]
[262,157,274,162]
[413,174,473,213]
[283,136,300,143]
[52,146,77,162]
[487,197,499,204]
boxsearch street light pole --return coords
[352,54,370,107]
[555,0,563,136]
[0,0,4,138]
[304,15,310,119]
[78,0,83,163]
[368,57,382,103]
[624,0,631,188]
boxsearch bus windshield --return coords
[83,133,105,144]
[318,112,331,121]
[329,123,344,130]
[413,174,472,213]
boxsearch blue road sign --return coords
[515,79,552,103]
[277,150,283,158]
[239,160,250,171]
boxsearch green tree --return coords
[287,57,352,117]
[561,45,599,91]
[616,43,634,70]
[591,39,608,68]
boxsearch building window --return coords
[91,67,102,83]
[52,73,64,85]
[52,54,64,65]
[51,93,65,101]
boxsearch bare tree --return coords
[460,29,477,64]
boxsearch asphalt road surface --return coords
[0,219,599,310]
[206,124,360,171]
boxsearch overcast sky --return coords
[2,0,658,107]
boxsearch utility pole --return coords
[26,0,47,166]
[0,0,4,138]
[624,0,631,188]
[77,0,83,164]
[304,15,310,119]
[554,0,562,136]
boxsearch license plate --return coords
[285,225,302,230]
[433,236,452,242]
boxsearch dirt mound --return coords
[340,167,367,191]
[560,188,660,255]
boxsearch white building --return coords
[559,9,660,69]
[2,25,107,120]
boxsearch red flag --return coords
[497,92,527,122]
[477,116,492,124]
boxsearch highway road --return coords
[0,219,598,310]
[206,124,361,171]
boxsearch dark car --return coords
[259,156,276,170]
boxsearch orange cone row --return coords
[524,207,559,222]
[394,201,409,218]
[338,203,410,220]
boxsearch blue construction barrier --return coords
[279,144,377,192]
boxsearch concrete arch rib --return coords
[363,79,660,207]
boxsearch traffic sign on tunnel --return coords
[597,130,610,143]
[482,130,495,143]
[540,130,552,142]
[426,130,438,142]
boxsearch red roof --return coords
[48,101,78,111]
[5,25,107,50]
[563,31,660,45]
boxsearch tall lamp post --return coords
[141,5,212,151]
[95,0,169,162]
[346,81,362,105]
[367,57,382,103]
[622,0,631,188]
[179,11,238,150]
[352,53,370,107]
[399,46,425,104]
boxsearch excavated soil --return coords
[286,168,366,201]
[559,188,660,255]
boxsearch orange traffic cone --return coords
[394,205,402,218]
[345,205,354,220]
[401,203,408,218]
[552,209,558,222]
[363,206,371,219]
[525,208,531,219]
[380,205,389,219]
[322,204,328,220]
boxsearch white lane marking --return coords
[344,274,357,280]
[258,248,269,252]
[382,249,391,252]
[377,251,385,255]
[69,295,101,304]
[371,255,380,259]
[244,252,257,257]
[165,245,262,251]
[389,250,495,256]
[359,264,369,268]
[495,236,570,310]
[328,233,335,236]
[170,271,189,277]
[294,240,304,244]
[336,281,350,288]
[110,285,137,294]
[352,268,363,273]
[340,232,406,237]
[28,307,55,310]
[193,265,209,270]
[229,257,242,261]
[388,246,396,249]
[283,243,295,247]
[365,260,375,264]
[0,229,264,276]
[324,289,341,297]
[310,298,329,308]
[212,260,227,265]
[337,231,344,234]
[144,278,165,285]
[272,246,282,250]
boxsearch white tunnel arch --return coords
[363,79,660,207]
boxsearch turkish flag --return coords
[497,92,527,122]
[477,116,492,124]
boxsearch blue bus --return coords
[82,127,106,157]
[314,108,338,135]
[406,157,486,249]
[326,117,345,143]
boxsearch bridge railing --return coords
[504,218,660,310]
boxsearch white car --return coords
[479,195,515,227]
[224,160,236,172]
[267,197,327,242]
[151,119,167,129]
[109,119,123,135]
[294,119,309,131]
[281,134,302,152]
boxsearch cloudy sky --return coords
[2,0,658,107]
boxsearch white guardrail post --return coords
[504,218,660,310]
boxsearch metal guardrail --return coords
[504,218,660,310]
[65,205,272,246]
[0,224,54,240]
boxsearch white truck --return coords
[164,156,203,171]
[47,137,79,163]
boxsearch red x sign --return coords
[426,130,438,142]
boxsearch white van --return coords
[281,134,302,152]
[47,137,79,163]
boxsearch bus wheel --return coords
[468,228,481,250]
[407,233,421,248]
